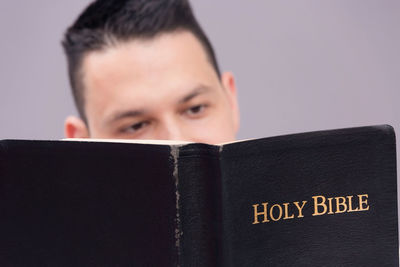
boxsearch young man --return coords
[63,0,239,144]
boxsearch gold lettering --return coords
[252,203,269,224]
[358,194,369,211]
[347,195,360,212]
[270,204,283,221]
[327,197,334,214]
[335,197,347,213]
[312,195,327,216]
[252,193,369,225]
[293,201,307,218]
[283,203,295,220]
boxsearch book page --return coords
[63,138,192,146]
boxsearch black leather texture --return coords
[0,141,178,266]
[220,125,398,266]
[0,125,397,266]
[178,144,221,267]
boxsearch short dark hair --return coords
[62,0,221,122]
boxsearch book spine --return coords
[175,144,221,267]
[0,141,7,181]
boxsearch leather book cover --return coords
[220,125,398,266]
[0,125,397,266]
[0,141,179,266]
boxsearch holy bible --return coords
[0,125,398,266]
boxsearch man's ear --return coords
[64,116,89,138]
[221,71,240,133]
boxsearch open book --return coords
[0,125,398,266]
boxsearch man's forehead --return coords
[80,30,222,124]
[81,30,218,95]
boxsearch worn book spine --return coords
[175,143,222,266]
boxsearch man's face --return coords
[65,30,239,144]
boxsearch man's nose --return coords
[157,119,186,141]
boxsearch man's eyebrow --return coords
[179,85,211,104]
[106,109,146,124]
[105,85,211,124]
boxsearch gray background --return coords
[0,0,399,204]
[0,1,398,140]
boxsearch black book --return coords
[0,125,398,266]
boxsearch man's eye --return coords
[185,104,207,116]
[128,121,149,132]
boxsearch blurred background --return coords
[0,1,398,165]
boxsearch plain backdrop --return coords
[0,0,399,209]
